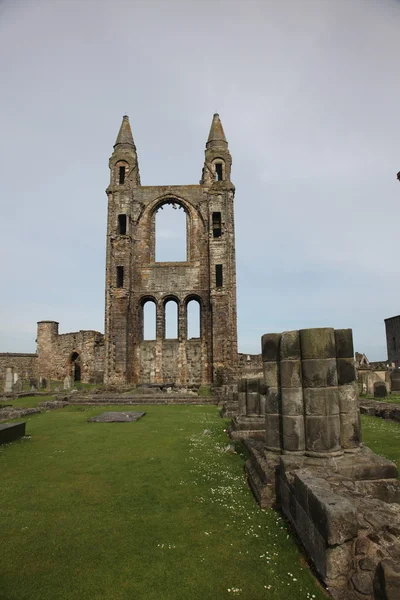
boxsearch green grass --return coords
[0,405,326,600]
[360,394,400,404]
[0,395,54,409]
[361,414,400,471]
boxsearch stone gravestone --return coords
[88,412,146,423]
[14,379,23,393]
[4,367,14,393]
[374,381,387,399]
[64,375,72,391]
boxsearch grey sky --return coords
[1,0,400,359]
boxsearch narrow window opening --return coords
[216,264,223,287]
[187,299,200,339]
[393,336,397,352]
[116,266,124,288]
[215,163,223,181]
[212,212,222,238]
[143,301,156,340]
[165,300,178,339]
[118,214,127,235]
[119,166,126,184]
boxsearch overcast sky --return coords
[1,0,400,360]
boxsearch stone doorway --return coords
[70,352,81,382]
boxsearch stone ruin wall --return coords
[0,353,38,390]
[241,327,400,600]
[36,321,104,384]
[237,352,263,379]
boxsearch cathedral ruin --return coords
[0,114,240,388]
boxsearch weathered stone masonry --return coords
[104,114,238,385]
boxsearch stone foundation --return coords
[245,327,400,600]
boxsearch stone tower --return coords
[104,114,238,385]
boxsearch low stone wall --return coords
[359,398,400,422]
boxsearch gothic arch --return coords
[138,194,206,263]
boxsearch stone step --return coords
[67,396,217,406]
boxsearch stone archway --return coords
[70,352,82,382]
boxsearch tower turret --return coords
[201,113,232,185]
[108,115,140,190]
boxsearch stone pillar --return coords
[300,328,342,457]
[335,329,362,451]
[246,378,260,415]
[4,367,14,393]
[262,333,282,452]
[238,379,247,415]
[280,330,305,454]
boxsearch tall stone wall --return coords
[104,114,238,386]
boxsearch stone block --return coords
[305,481,357,545]
[336,358,356,385]
[246,378,259,393]
[280,360,302,388]
[281,388,304,416]
[303,387,339,416]
[282,415,305,452]
[265,387,281,414]
[247,392,260,415]
[325,541,355,582]
[263,361,279,387]
[305,414,341,454]
[379,559,400,600]
[280,330,301,360]
[238,379,247,393]
[261,333,281,362]
[334,328,354,359]
[299,327,336,359]
[265,414,281,451]
[340,411,361,449]
[238,391,247,415]
[338,382,359,414]
[0,422,26,444]
[302,358,338,388]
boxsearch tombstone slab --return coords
[0,422,26,444]
[88,411,146,423]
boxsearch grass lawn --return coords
[361,414,400,471]
[360,394,400,404]
[0,395,54,409]
[0,405,326,600]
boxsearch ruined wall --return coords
[37,321,104,383]
[384,315,400,367]
[237,353,263,378]
[104,114,238,386]
[139,340,202,384]
[0,353,37,389]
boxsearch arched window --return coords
[155,201,187,262]
[143,300,156,340]
[164,299,179,339]
[187,299,200,339]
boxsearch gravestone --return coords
[0,422,26,444]
[64,375,72,390]
[4,367,14,393]
[14,379,23,393]
[88,411,146,423]
[374,381,387,399]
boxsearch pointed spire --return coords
[206,113,228,149]
[114,115,135,149]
